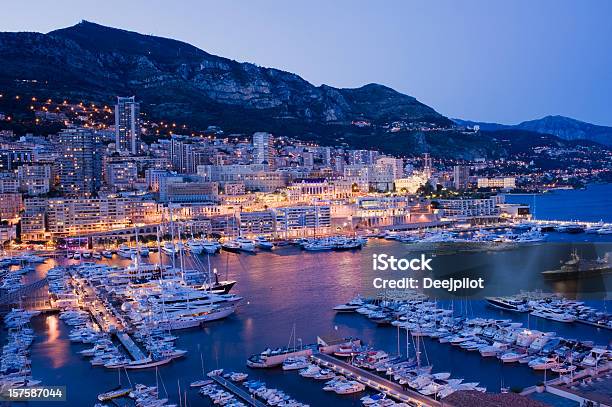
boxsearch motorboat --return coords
[254,236,274,250]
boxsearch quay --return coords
[115,331,147,361]
[311,353,442,407]
[208,375,267,407]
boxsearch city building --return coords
[435,196,504,223]
[453,165,470,190]
[56,127,104,197]
[349,149,379,165]
[104,161,138,190]
[17,164,52,195]
[114,96,141,155]
[477,177,516,190]
[0,193,23,222]
[274,205,331,237]
[45,197,133,237]
[158,175,218,203]
[239,210,276,236]
[252,132,273,165]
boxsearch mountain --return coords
[0,21,605,158]
[453,116,612,146]
[0,21,448,132]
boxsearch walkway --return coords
[312,353,442,407]
[115,331,147,361]
[209,375,267,407]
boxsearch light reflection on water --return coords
[19,235,612,406]
[40,315,70,369]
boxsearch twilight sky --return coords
[2,0,612,125]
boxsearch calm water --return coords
[10,186,612,406]
[505,183,612,222]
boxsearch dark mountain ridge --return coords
[0,21,448,130]
[453,115,612,146]
[0,21,607,158]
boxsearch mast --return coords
[156,226,164,280]
[169,205,176,269]
[177,223,185,283]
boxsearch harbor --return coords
[1,189,612,406]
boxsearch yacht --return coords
[303,239,335,251]
[485,297,530,312]
[516,329,540,347]
[515,229,546,243]
[499,351,523,363]
[117,245,137,259]
[581,348,609,367]
[235,237,256,252]
[334,381,365,394]
[156,304,236,330]
[479,342,508,357]
[200,240,221,254]
[254,236,274,250]
[187,239,205,254]
[529,333,555,353]
[161,242,183,255]
[333,296,365,312]
[282,356,309,371]
[528,356,559,370]
[531,307,576,323]
[221,240,241,253]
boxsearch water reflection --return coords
[40,315,70,369]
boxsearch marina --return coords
[1,190,611,405]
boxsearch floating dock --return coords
[208,375,267,407]
[311,353,442,407]
[115,331,147,361]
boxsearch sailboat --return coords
[190,349,213,387]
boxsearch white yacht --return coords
[235,237,256,253]
[254,236,274,250]
[531,307,576,323]
[117,245,137,259]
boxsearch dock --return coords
[311,353,442,407]
[115,331,147,361]
[209,375,267,407]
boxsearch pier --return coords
[115,331,147,361]
[0,277,58,313]
[208,375,267,407]
[311,353,442,407]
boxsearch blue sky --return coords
[2,0,612,125]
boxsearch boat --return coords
[254,236,274,250]
[333,296,364,312]
[235,237,256,253]
[499,352,523,363]
[334,381,365,394]
[97,388,131,401]
[117,245,137,259]
[102,250,113,259]
[282,356,309,371]
[542,251,612,280]
[528,356,559,370]
[485,297,530,312]
[531,307,576,323]
[221,240,241,253]
[581,348,609,367]
[190,379,213,387]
